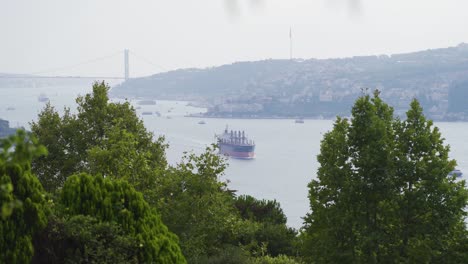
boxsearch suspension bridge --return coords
[0,49,165,81]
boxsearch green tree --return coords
[250,254,305,264]
[0,130,49,263]
[235,195,297,257]
[31,81,167,193]
[394,99,468,262]
[153,146,241,263]
[33,214,140,264]
[302,93,468,263]
[59,172,186,263]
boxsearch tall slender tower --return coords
[289,27,293,60]
[124,49,129,81]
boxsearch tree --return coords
[394,99,468,262]
[153,146,242,263]
[235,195,297,257]
[302,93,468,263]
[31,81,167,193]
[0,130,49,263]
[33,215,140,264]
[58,173,186,263]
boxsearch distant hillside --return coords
[112,43,468,120]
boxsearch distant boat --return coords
[6,106,15,111]
[155,111,161,117]
[137,100,156,105]
[295,118,304,123]
[448,169,463,178]
[141,111,153,115]
[198,120,206,125]
[38,94,49,103]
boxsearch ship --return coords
[38,93,49,103]
[295,118,304,123]
[216,126,255,159]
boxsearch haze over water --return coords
[1,83,467,229]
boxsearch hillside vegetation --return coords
[113,43,468,120]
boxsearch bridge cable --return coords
[29,50,123,76]
[129,51,170,73]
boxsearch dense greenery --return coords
[302,92,468,263]
[235,195,297,257]
[3,83,467,263]
[33,214,140,263]
[31,82,167,193]
[59,173,185,263]
[25,83,299,263]
[153,147,238,262]
[0,131,49,263]
[31,173,186,264]
[154,147,299,263]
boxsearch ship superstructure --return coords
[216,126,255,159]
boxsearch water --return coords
[1,83,467,229]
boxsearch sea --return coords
[1,81,467,229]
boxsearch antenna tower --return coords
[124,49,129,80]
[289,27,293,60]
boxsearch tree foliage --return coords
[153,146,240,263]
[302,93,468,263]
[33,214,140,264]
[59,172,186,263]
[31,81,167,193]
[0,130,49,263]
[250,254,305,264]
[235,195,298,257]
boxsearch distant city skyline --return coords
[1,0,468,77]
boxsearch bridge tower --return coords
[124,49,129,80]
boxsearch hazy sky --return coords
[1,0,468,77]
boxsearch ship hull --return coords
[219,143,255,159]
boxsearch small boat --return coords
[38,94,49,102]
[142,111,153,115]
[295,118,304,123]
[6,106,15,111]
[198,120,206,125]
